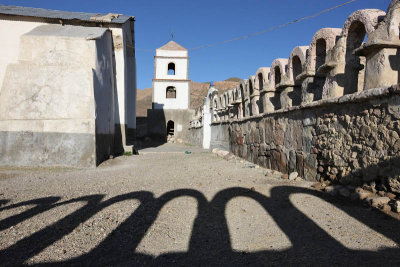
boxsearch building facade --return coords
[147,41,194,141]
[0,5,137,167]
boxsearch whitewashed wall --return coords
[153,81,190,109]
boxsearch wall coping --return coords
[221,84,399,124]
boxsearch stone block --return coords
[264,118,275,144]
[288,150,297,173]
[304,154,318,181]
[296,152,305,178]
[271,150,287,174]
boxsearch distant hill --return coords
[136,78,240,117]
[225,77,241,82]
[136,87,152,117]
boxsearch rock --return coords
[388,177,400,194]
[311,182,323,190]
[289,172,298,181]
[217,150,230,158]
[382,204,392,212]
[356,190,372,200]
[393,201,400,213]
[212,148,219,154]
[281,174,289,179]
[224,153,235,161]
[385,192,397,199]
[295,177,303,181]
[371,197,390,208]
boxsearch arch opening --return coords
[257,73,264,114]
[168,63,175,75]
[258,73,264,91]
[240,84,245,117]
[166,86,176,99]
[249,80,254,96]
[315,38,327,72]
[274,66,281,86]
[292,56,302,84]
[167,120,174,138]
[344,21,367,94]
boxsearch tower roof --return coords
[157,40,187,51]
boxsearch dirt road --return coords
[0,144,399,265]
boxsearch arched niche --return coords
[342,9,386,94]
[288,46,308,85]
[167,62,175,75]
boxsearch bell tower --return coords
[152,40,190,110]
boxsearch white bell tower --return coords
[152,41,190,110]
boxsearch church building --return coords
[147,41,194,141]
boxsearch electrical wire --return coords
[188,0,358,50]
[133,0,358,52]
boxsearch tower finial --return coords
[171,31,174,41]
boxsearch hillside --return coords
[136,78,240,117]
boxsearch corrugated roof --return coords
[0,5,133,24]
[26,24,108,40]
[157,41,187,51]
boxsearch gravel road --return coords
[0,143,399,266]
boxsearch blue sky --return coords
[1,0,390,89]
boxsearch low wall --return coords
[147,109,195,141]
[211,123,230,150]
[188,127,203,147]
[229,86,400,192]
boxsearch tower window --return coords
[166,86,176,98]
[168,63,175,75]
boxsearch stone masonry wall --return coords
[189,1,400,195]
[229,86,400,193]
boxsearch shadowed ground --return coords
[0,143,399,266]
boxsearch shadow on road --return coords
[1,186,399,265]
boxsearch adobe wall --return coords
[0,15,137,150]
[0,25,116,167]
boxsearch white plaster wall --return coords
[110,27,127,127]
[0,19,47,90]
[153,81,189,109]
[156,49,187,57]
[155,57,188,80]
[0,25,113,135]
[121,22,137,130]
[94,31,116,135]
[0,18,136,132]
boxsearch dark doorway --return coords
[167,120,174,137]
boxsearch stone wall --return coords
[230,86,400,191]
[189,1,400,192]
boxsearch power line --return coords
[133,0,358,53]
[188,0,358,50]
